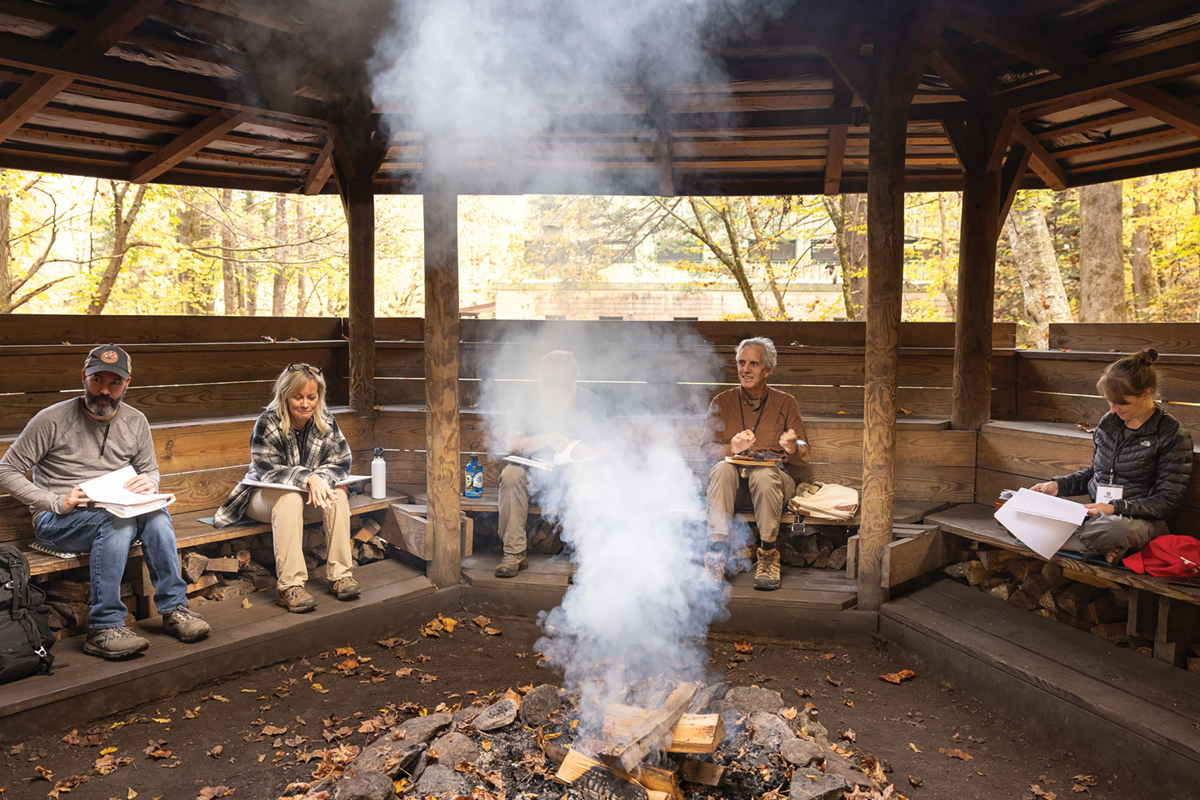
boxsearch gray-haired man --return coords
[0,345,210,659]
[701,337,810,590]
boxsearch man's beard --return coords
[84,388,122,416]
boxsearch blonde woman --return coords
[215,364,359,611]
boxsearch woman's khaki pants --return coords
[245,488,353,590]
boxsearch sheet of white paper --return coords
[994,488,1088,560]
[503,454,554,471]
[239,474,372,492]
[95,497,174,519]
[79,465,173,506]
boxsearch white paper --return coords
[95,497,174,519]
[503,454,555,471]
[240,474,372,492]
[994,488,1088,560]
[79,466,174,507]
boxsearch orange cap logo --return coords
[100,350,118,363]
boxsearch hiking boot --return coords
[700,551,727,584]
[331,577,361,601]
[83,626,150,660]
[754,547,781,591]
[494,553,528,578]
[278,585,318,613]
[567,563,578,585]
[162,607,211,643]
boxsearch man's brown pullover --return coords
[701,386,810,466]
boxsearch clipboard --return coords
[994,488,1087,560]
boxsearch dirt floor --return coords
[0,612,1145,800]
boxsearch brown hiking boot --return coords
[162,607,211,643]
[494,553,528,578]
[83,626,150,660]
[754,547,781,591]
[278,585,317,613]
[700,551,726,584]
[331,577,361,601]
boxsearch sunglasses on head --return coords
[287,363,323,375]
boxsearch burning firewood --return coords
[598,683,698,773]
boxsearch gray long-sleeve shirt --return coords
[0,397,161,519]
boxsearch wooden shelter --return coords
[3,0,1200,602]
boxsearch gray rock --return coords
[473,698,518,732]
[353,713,449,778]
[749,711,796,749]
[723,686,783,714]
[304,777,334,798]
[780,738,826,767]
[825,755,877,789]
[789,771,850,800]
[452,706,481,727]
[333,771,396,800]
[429,731,478,767]
[798,708,828,742]
[519,684,561,725]
[415,764,468,797]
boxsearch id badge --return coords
[1096,483,1123,504]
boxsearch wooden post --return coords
[951,115,1010,431]
[346,175,375,414]
[423,140,462,587]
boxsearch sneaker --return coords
[83,626,150,660]
[494,553,528,578]
[162,607,211,643]
[700,551,727,584]
[331,577,361,601]
[754,547,781,591]
[278,585,318,613]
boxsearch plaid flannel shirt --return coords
[214,408,351,527]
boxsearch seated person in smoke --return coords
[702,337,809,591]
[495,350,609,578]
[215,363,360,612]
[1030,349,1193,563]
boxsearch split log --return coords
[555,747,679,800]
[1084,595,1125,625]
[1091,622,1130,643]
[1188,657,1200,675]
[828,545,848,571]
[600,706,724,754]
[48,601,88,628]
[678,760,724,787]
[1038,590,1059,614]
[599,684,698,773]
[1021,574,1051,600]
[1056,583,1101,618]
[355,517,382,542]
[44,579,91,603]
[987,583,1012,602]
[182,552,209,583]
[204,557,240,573]
[1008,590,1039,611]
[1041,562,1069,591]
[976,548,1024,571]
[236,549,252,568]
[943,561,995,585]
[1007,560,1043,581]
[186,574,220,594]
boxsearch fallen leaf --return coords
[207,745,223,758]
[441,616,458,632]
[241,597,252,609]
[143,740,173,760]
[35,766,54,782]
[939,748,973,761]
[780,707,797,720]
[93,754,132,776]
[484,627,502,636]
[333,647,356,657]
[839,727,857,743]
[1030,785,1058,800]
[880,669,916,684]
[263,725,288,736]
[209,695,230,703]
[197,787,233,799]
[128,789,137,799]
[734,637,754,655]
[908,742,921,753]
[100,747,118,756]
[395,668,414,678]
[151,718,171,724]
[908,774,924,787]
[48,774,87,798]
[481,740,492,751]
[311,684,329,694]
[860,755,886,783]
[1072,774,1098,794]
[472,615,492,628]
[825,675,842,687]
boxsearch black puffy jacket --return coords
[1053,406,1193,526]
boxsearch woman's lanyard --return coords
[738,388,769,436]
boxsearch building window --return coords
[544,314,566,320]
[673,316,700,321]
[598,315,625,321]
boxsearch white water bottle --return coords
[371,447,387,499]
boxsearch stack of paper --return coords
[239,474,371,492]
[79,466,175,519]
[994,488,1088,559]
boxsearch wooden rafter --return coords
[303,138,336,195]
[890,0,957,103]
[801,11,875,110]
[822,81,852,196]
[998,142,1032,224]
[1012,123,1067,191]
[131,108,253,183]
[930,41,990,102]
[0,0,166,146]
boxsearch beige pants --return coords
[707,461,796,544]
[245,488,353,589]
[498,463,531,555]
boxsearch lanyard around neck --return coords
[738,388,769,435]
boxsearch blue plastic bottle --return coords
[464,455,483,498]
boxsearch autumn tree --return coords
[1078,182,1127,323]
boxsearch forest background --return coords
[2,167,1198,348]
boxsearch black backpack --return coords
[0,543,55,683]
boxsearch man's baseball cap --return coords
[84,344,131,380]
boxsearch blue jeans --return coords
[34,508,189,630]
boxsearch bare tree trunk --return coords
[176,203,202,315]
[845,193,867,315]
[1079,182,1127,323]
[0,189,10,310]
[87,182,148,316]
[242,191,258,315]
[1004,203,1074,346]
[1130,178,1158,318]
[295,201,308,317]
[822,195,856,321]
[271,193,287,316]
[220,187,236,314]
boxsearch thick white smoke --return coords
[475,323,731,735]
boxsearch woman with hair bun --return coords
[1031,349,1193,563]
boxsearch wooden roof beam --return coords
[1012,123,1067,191]
[303,138,335,195]
[131,108,253,183]
[1117,86,1200,140]
[644,85,675,196]
[0,0,166,146]
[998,142,1032,224]
[801,12,875,110]
[823,81,852,195]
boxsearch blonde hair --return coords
[270,364,329,436]
[1096,349,1159,403]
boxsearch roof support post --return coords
[858,0,940,611]
[345,175,375,416]
[422,138,462,588]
